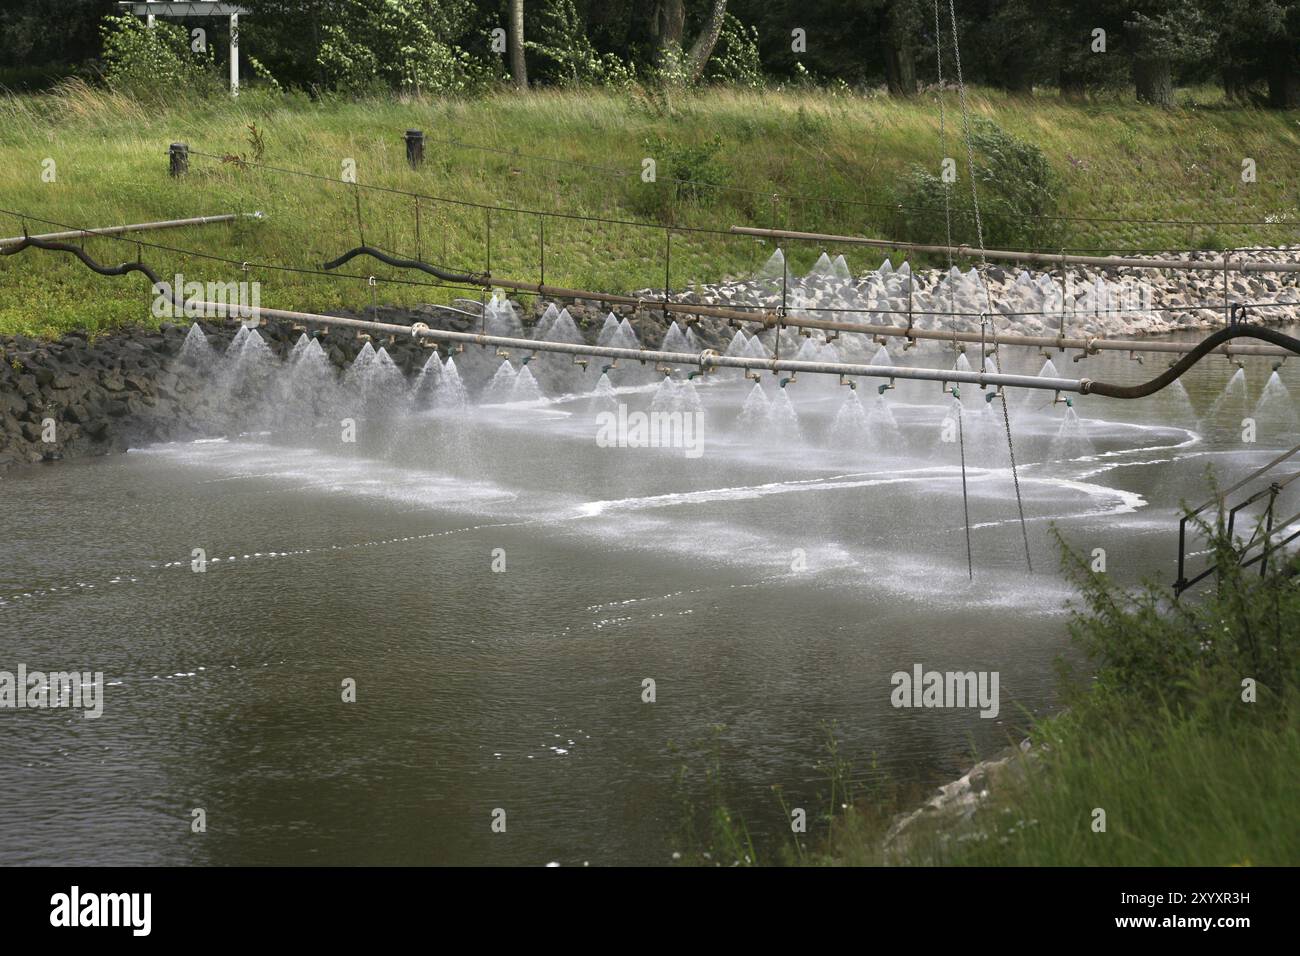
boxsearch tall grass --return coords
[925,700,1300,865]
[1,82,1297,337]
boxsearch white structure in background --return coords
[118,2,248,97]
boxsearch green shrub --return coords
[895,118,1065,251]
[704,15,764,89]
[525,0,637,90]
[1057,508,1300,716]
[634,135,728,222]
[315,0,490,96]
[100,14,219,99]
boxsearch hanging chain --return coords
[956,392,974,581]
[947,0,1032,573]
[937,0,972,581]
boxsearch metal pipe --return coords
[0,213,253,248]
[717,311,1295,359]
[322,245,1296,358]
[728,225,1300,274]
[198,301,1089,394]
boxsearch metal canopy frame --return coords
[118,2,249,97]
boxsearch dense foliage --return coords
[1,1,1297,107]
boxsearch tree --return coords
[509,0,527,87]
[646,0,687,72]
[642,0,728,82]
[685,0,728,82]
[1199,0,1300,106]
[1265,1,1300,107]
[882,0,920,96]
[970,0,1052,94]
[1121,0,1214,107]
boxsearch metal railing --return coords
[1175,442,1300,594]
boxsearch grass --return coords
[922,700,1300,865]
[1,80,1298,337]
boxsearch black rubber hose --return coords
[2,235,165,286]
[1083,324,1300,398]
[321,245,488,286]
[0,235,189,309]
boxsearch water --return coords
[1,320,1297,866]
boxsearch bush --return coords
[315,0,490,96]
[100,14,219,99]
[894,118,1065,251]
[1057,507,1300,715]
[633,135,728,222]
[525,0,636,90]
[704,15,764,89]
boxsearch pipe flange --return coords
[410,321,430,337]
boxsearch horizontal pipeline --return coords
[730,312,1296,359]
[322,246,1295,358]
[0,213,256,249]
[728,226,1300,275]
[197,301,1088,395]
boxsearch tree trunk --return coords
[509,0,527,90]
[1221,66,1243,103]
[882,2,916,97]
[999,61,1034,95]
[1058,64,1086,100]
[686,0,728,84]
[650,0,686,71]
[1133,56,1173,107]
[1267,51,1300,108]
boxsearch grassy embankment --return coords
[673,526,1300,867]
[1,82,1297,338]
